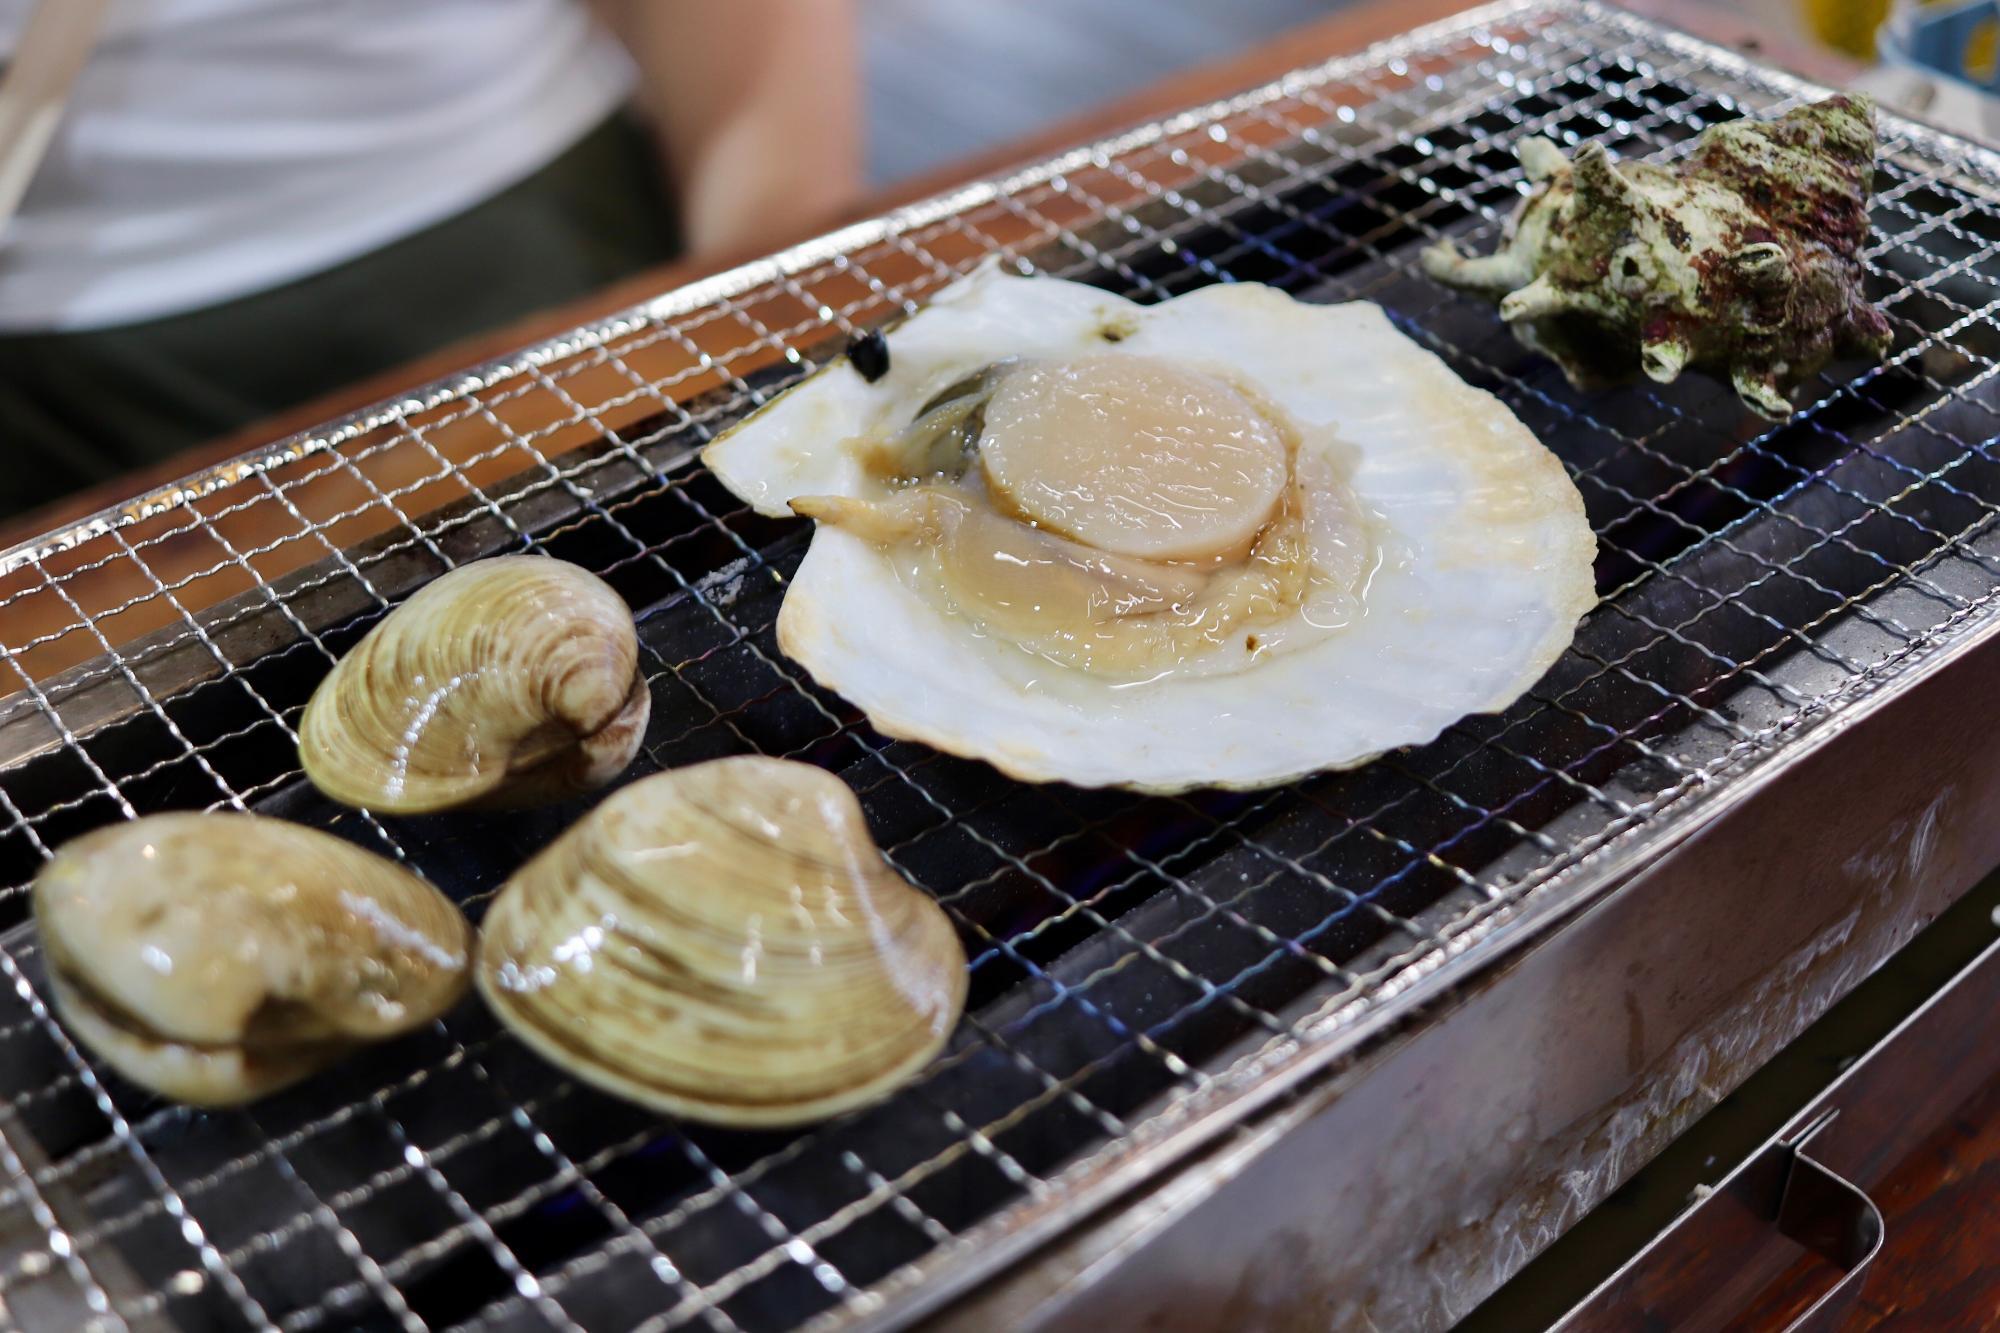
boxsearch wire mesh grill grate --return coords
[5,2,2000,1328]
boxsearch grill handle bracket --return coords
[1773,1114,1885,1333]
[1548,1110,1884,1333]
[1555,935,2000,1333]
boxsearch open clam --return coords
[33,813,473,1106]
[478,757,968,1127]
[300,555,650,814]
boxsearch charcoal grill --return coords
[7,2,2000,1328]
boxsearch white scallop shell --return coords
[705,263,1597,792]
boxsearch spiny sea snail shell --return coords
[299,555,651,814]
[33,813,473,1107]
[477,757,969,1128]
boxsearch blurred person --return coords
[0,0,860,521]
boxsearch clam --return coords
[300,555,650,814]
[477,757,968,1127]
[33,813,472,1106]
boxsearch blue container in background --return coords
[1878,0,2000,90]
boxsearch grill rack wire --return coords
[7,2,2000,1328]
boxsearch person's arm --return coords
[590,0,863,259]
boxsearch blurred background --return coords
[0,0,1977,534]
[862,0,1329,182]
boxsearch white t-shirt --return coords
[0,0,636,331]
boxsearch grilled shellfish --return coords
[1421,96,1890,418]
[702,263,1596,792]
[300,556,650,813]
[34,814,473,1106]
[477,757,968,1127]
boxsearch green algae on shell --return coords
[1422,95,1892,419]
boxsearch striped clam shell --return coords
[477,758,967,1127]
[300,556,650,814]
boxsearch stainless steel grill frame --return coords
[4,3,2000,1329]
